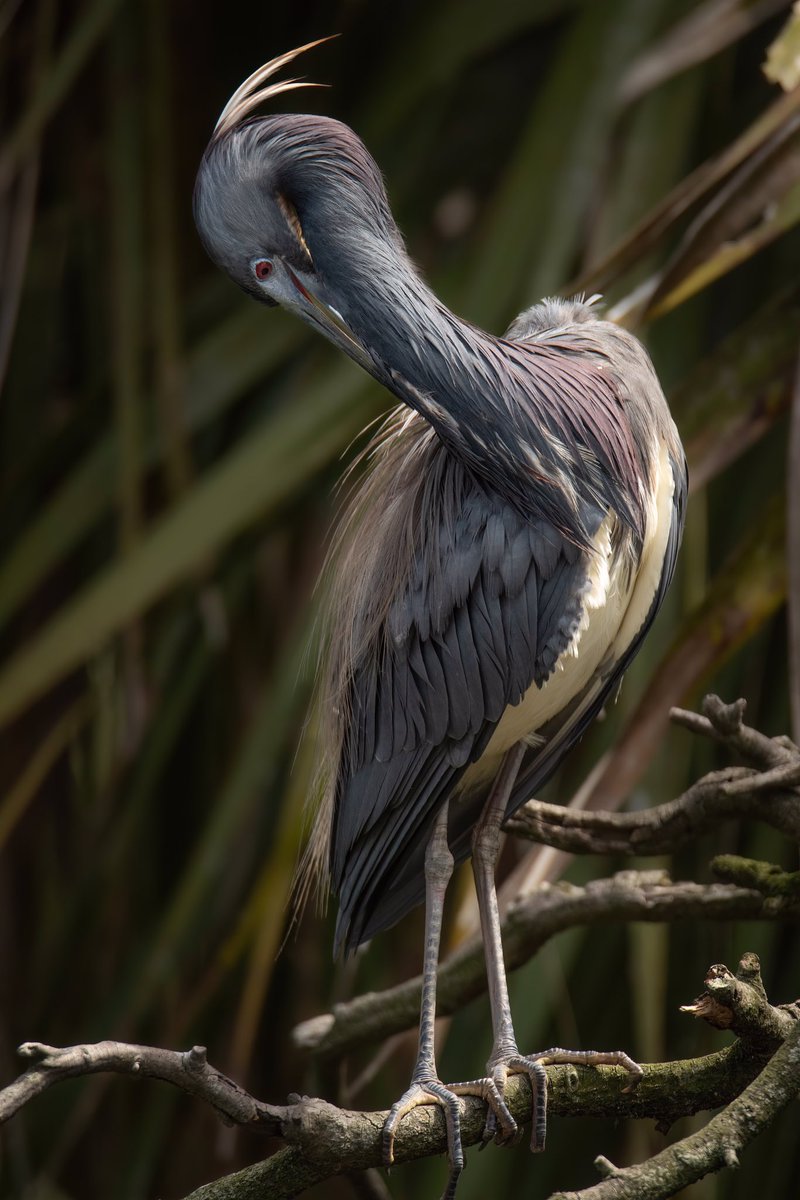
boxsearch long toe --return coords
[524,1046,643,1091]
[382,1079,466,1200]
[496,1046,643,1153]
[448,1074,518,1147]
[496,1054,549,1152]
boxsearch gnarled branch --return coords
[3,698,799,1200]
[292,872,800,1062]
[507,695,800,856]
[0,955,792,1200]
[505,768,800,854]
[551,954,800,1200]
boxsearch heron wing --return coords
[350,447,686,944]
[330,303,687,954]
[331,465,595,953]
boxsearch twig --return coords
[292,871,800,1062]
[0,1041,287,1133]
[506,766,800,855]
[670,694,799,768]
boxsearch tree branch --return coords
[551,955,800,1200]
[680,951,800,1048]
[0,1039,775,1199]
[179,953,796,1199]
[505,768,800,854]
[670,694,799,769]
[507,695,800,856]
[711,854,800,897]
[0,956,793,1200]
[292,872,800,1062]
[5,698,797,1200]
[0,1041,288,1134]
[178,1049,761,1200]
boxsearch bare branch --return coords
[550,956,800,1200]
[293,871,800,1062]
[179,1045,776,1200]
[680,951,799,1047]
[506,766,800,855]
[181,953,797,1200]
[5,700,797,1200]
[0,1041,288,1134]
[2,956,794,1200]
[0,1040,775,1200]
[670,694,799,768]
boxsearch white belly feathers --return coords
[459,438,675,791]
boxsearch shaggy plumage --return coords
[193,44,687,959]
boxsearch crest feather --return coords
[213,36,336,140]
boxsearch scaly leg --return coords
[381,803,462,1198]
[471,744,643,1150]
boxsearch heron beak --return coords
[286,267,375,373]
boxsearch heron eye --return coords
[254,259,273,281]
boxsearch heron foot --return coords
[447,1074,518,1147]
[382,1078,467,1200]
[487,1046,643,1152]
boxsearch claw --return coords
[488,1056,548,1151]
[489,1046,642,1153]
[448,1074,517,1146]
[382,1079,465,1199]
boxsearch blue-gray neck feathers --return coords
[195,114,651,547]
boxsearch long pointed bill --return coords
[286,267,376,374]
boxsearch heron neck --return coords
[341,251,533,501]
[325,241,648,544]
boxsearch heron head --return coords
[194,41,396,374]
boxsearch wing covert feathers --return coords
[298,299,686,954]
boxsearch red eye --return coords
[254,259,273,281]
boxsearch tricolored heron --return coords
[194,39,687,1199]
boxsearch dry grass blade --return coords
[645,119,800,316]
[0,380,369,729]
[573,86,800,299]
[789,353,800,743]
[0,698,90,850]
[764,0,800,90]
[0,0,55,390]
[619,0,791,105]
[0,0,125,186]
[673,284,800,491]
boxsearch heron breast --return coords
[459,437,675,789]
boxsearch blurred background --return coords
[1,1,799,1197]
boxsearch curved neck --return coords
[339,246,519,469]
[332,243,579,526]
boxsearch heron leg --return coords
[470,744,642,1152]
[381,802,466,1198]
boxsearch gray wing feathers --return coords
[347,449,686,949]
[328,297,686,954]
[332,487,590,952]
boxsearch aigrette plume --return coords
[212,36,336,141]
